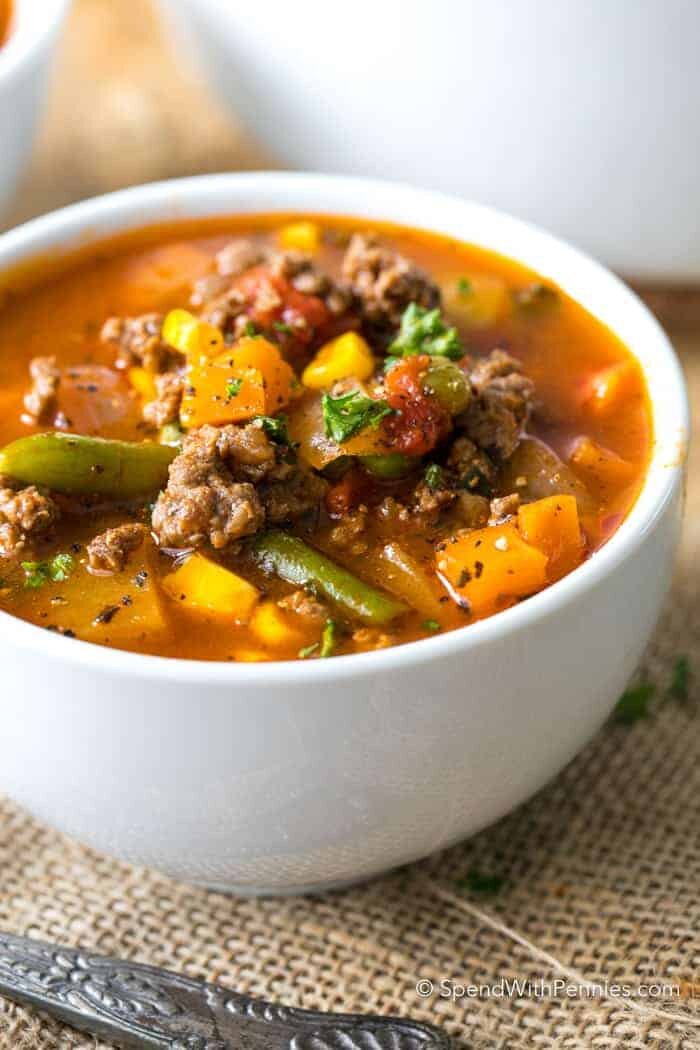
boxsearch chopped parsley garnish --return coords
[456,869,505,896]
[613,682,655,725]
[456,276,472,295]
[225,377,243,400]
[255,414,290,445]
[424,463,444,491]
[388,302,464,361]
[244,320,260,337]
[668,655,691,703]
[383,356,400,373]
[321,390,394,444]
[21,552,75,589]
[299,619,340,659]
[273,321,294,334]
[422,619,441,633]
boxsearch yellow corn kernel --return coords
[128,366,157,401]
[162,308,224,361]
[250,600,307,648]
[162,553,260,623]
[278,221,321,254]
[302,332,375,389]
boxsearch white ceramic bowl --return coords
[0,174,687,895]
[0,0,71,218]
[158,0,700,280]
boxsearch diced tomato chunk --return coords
[383,355,450,456]
[234,265,331,348]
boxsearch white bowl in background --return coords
[0,173,687,894]
[158,0,700,281]
[0,0,71,218]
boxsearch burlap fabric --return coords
[1,4,699,1045]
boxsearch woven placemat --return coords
[1,3,699,1045]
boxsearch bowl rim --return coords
[0,0,71,81]
[0,171,688,683]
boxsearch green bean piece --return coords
[252,531,408,626]
[0,432,177,498]
[360,452,413,478]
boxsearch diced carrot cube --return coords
[278,221,321,253]
[180,361,265,428]
[586,360,637,415]
[436,522,548,615]
[517,495,584,580]
[227,336,296,413]
[569,436,635,491]
[128,367,157,401]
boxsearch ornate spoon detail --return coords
[0,931,451,1049]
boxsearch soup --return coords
[0,215,651,660]
[0,1,11,47]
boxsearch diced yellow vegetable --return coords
[278,221,321,253]
[162,308,224,361]
[250,600,307,648]
[128,366,157,401]
[445,274,510,327]
[302,331,376,389]
[437,523,548,616]
[162,553,260,623]
[517,495,584,581]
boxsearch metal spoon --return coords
[0,931,451,1048]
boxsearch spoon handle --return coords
[0,931,450,1049]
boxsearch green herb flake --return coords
[456,868,505,896]
[424,463,444,491]
[273,321,294,335]
[255,414,290,445]
[21,552,75,589]
[456,277,472,295]
[298,642,319,659]
[668,656,691,703]
[244,320,260,337]
[388,302,464,361]
[613,682,655,725]
[225,377,243,400]
[422,619,441,633]
[320,618,339,658]
[321,390,394,444]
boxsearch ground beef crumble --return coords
[489,493,520,524]
[151,422,325,550]
[24,356,60,422]
[100,313,172,373]
[0,484,60,558]
[87,523,145,574]
[143,371,184,428]
[342,233,441,336]
[460,349,534,459]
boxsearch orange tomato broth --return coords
[0,214,652,660]
[0,0,11,47]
